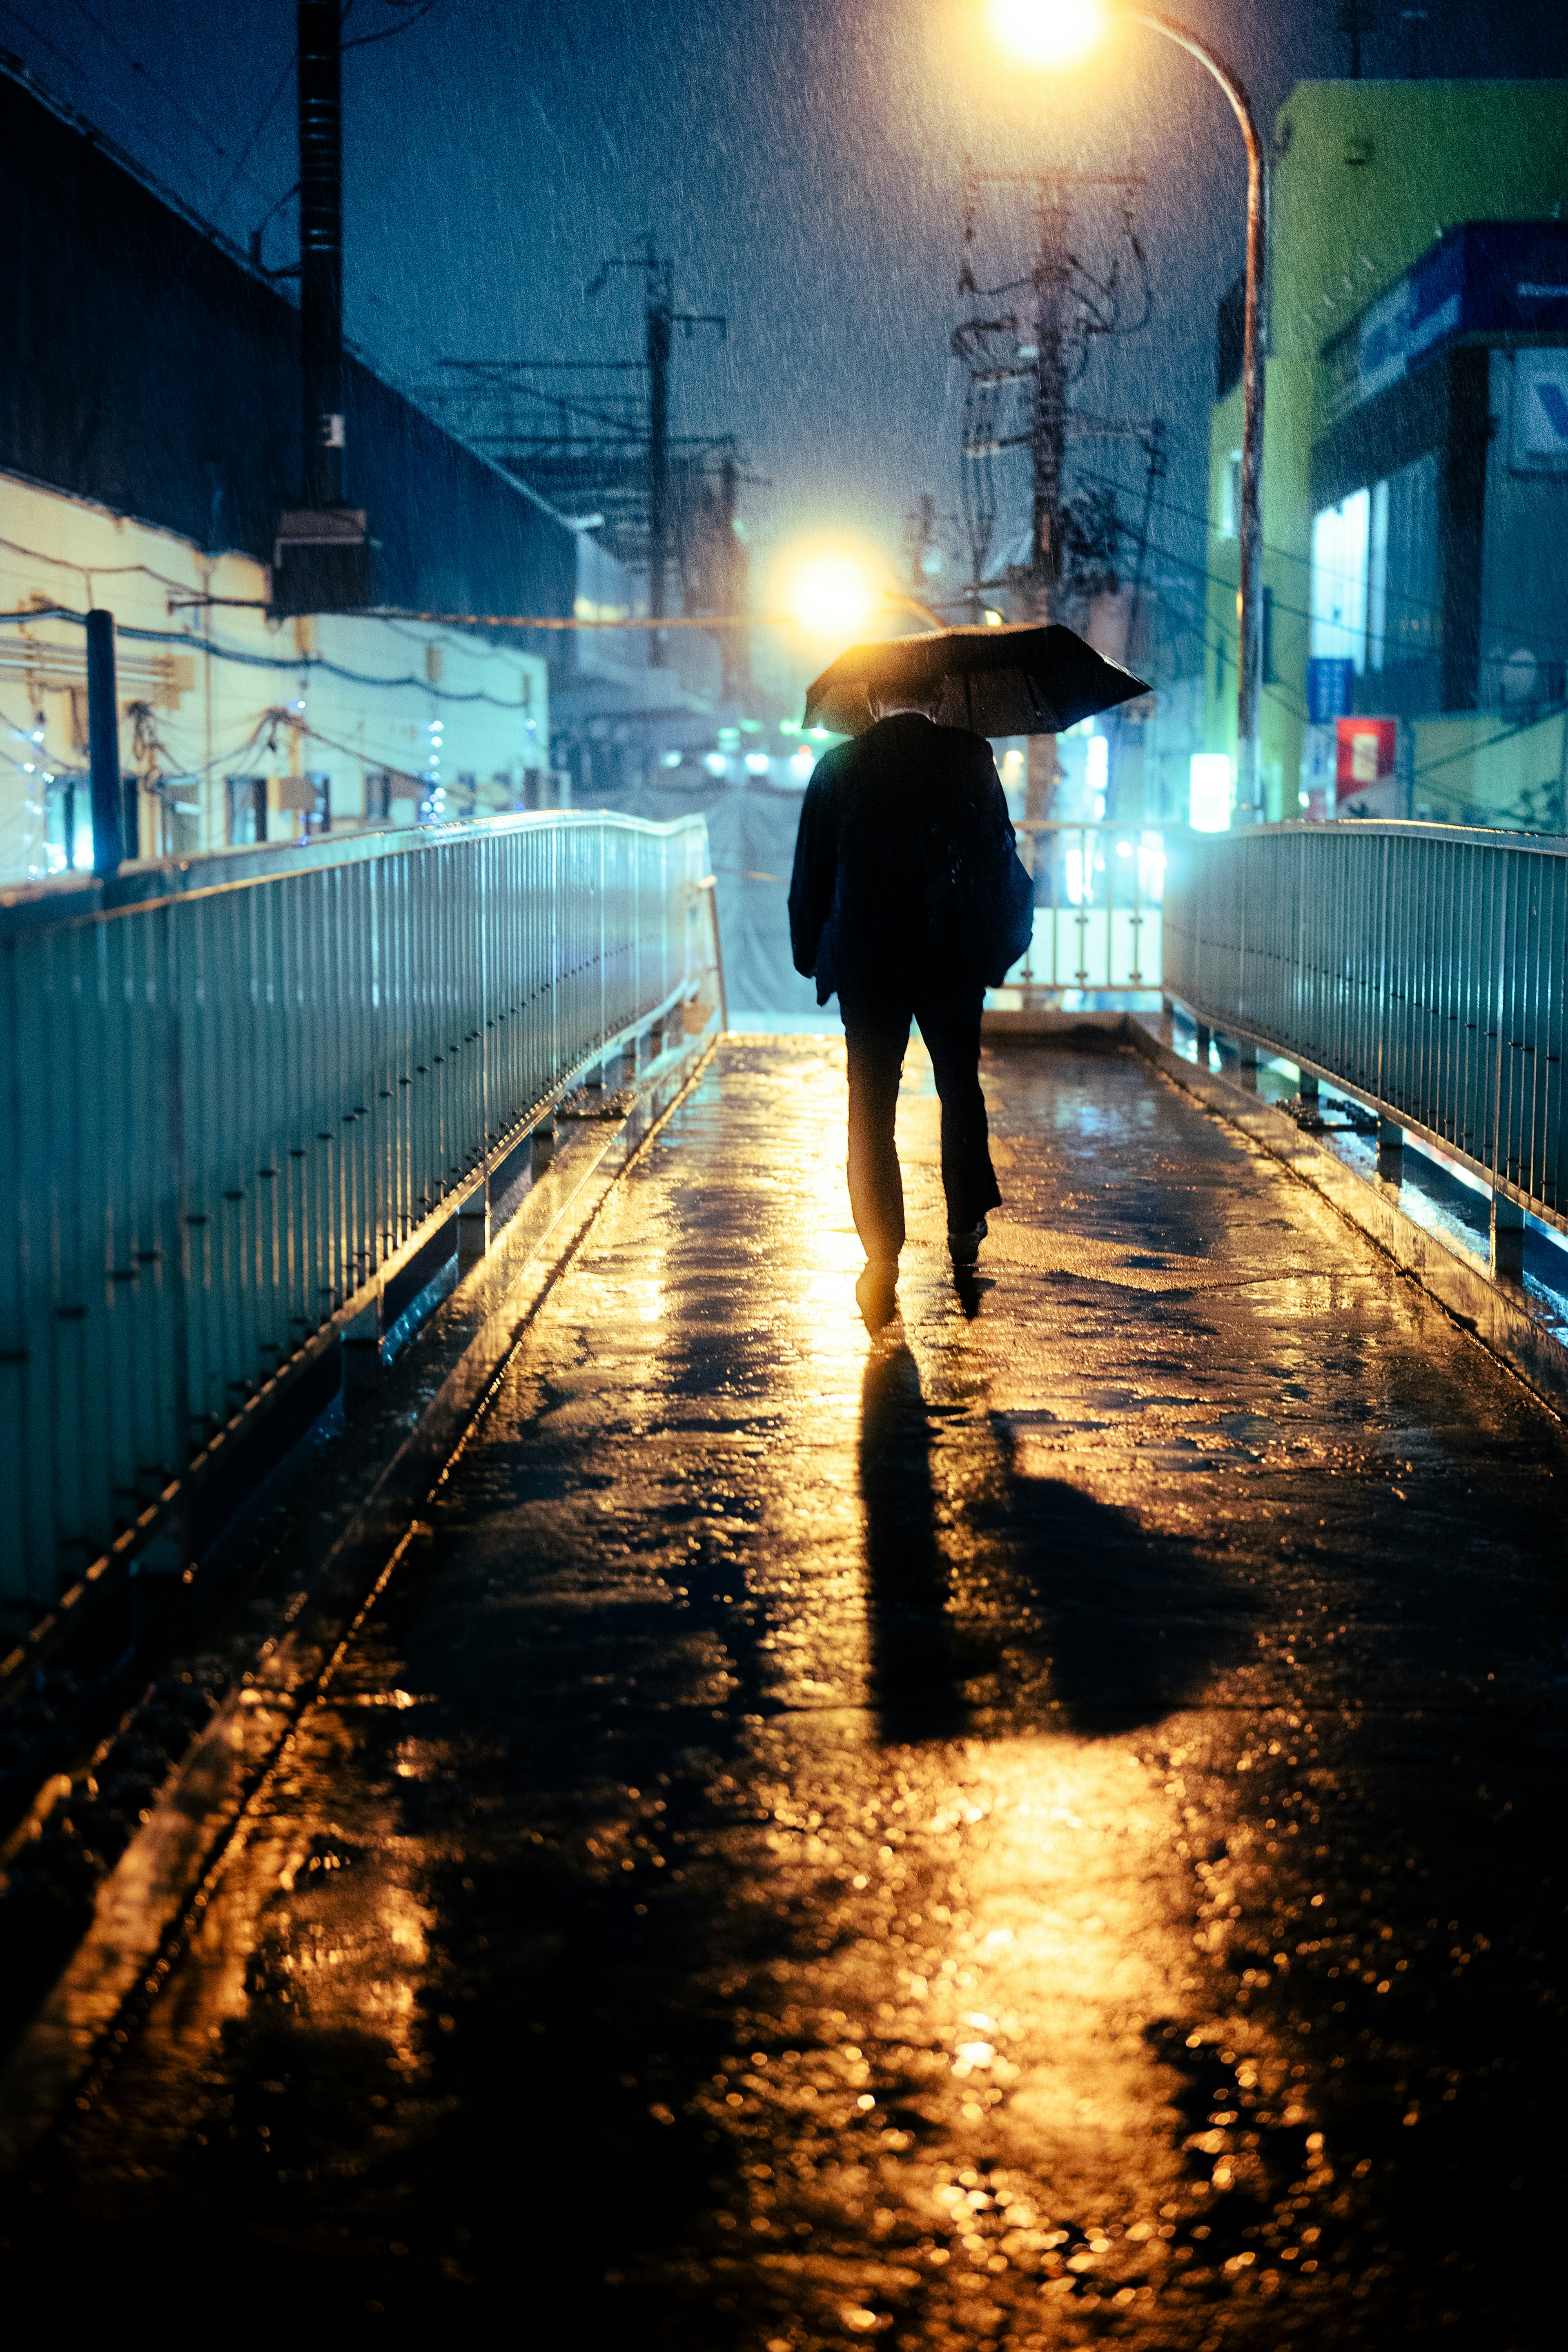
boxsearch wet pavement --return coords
[9,1035,1566,2345]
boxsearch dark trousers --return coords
[840,986,1001,1262]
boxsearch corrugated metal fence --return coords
[1164,820,1568,1235]
[0,811,715,1619]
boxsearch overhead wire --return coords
[53,0,232,163]
[0,604,536,706]
[342,0,443,51]
[1072,455,1568,659]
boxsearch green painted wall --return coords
[1204,80,1568,820]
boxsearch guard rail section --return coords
[0,811,717,1624]
[1163,819,1568,1251]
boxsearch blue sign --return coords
[1324,220,1568,425]
[1307,656,1356,723]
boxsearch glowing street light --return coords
[989,0,1104,65]
[790,553,877,640]
[988,0,1268,822]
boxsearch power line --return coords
[55,0,231,162]
[1075,462,1568,665]
[342,0,443,52]
[0,605,535,706]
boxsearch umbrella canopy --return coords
[802,621,1149,739]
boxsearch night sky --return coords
[6,0,1567,645]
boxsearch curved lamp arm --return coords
[1123,8,1269,818]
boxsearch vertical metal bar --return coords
[86,608,125,877]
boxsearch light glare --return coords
[990,0,1105,66]
[791,554,874,640]
[1190,752,1233,834]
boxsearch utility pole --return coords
[1020,181,1075,833]
[1027,179,1074,619]
[646,261,672,636]
[715,453,749,697]
[585,243,724,652]
[272,0,370,612]
[1338,0,1374,79]
[1400,9,1428,76]
[1123,420,1166,675]
[298,0,343,505]
[956,165,1149,833]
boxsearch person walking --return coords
[788,689,1034,1326]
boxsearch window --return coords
[1313,461,1439,683]
[364,770,393,823]
[1310,488,1371,671]
[225,775,267,844]
[1380,454,1440,668]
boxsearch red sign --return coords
[1335,717,1396,805]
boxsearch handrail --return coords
[0,810,719,1625]
[0,810,668,934]
[1163,819,1568,1242]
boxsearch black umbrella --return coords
[802,621,1149,739]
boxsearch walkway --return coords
[13,1035,1566,2345]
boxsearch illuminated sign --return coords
[1335,716,1396,811]
[1513,352,1568,467]
[1322,221,1568,426]
[1189,752,1233,833]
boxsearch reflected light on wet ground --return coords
[11,1036,1566,2346]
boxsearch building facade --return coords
[1205,80,1568,826]
[0,53,577,880]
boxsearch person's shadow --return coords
[858,1343,969,1740]
[975,1412,1253,1731]
[858,1350,1252,1740]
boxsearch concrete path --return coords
[11,1036,1565,2345]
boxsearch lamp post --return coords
[989,2,1268,821]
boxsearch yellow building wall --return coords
[0,472,550,880]
[1411,705,1567,827]
[1205,79,1568,825]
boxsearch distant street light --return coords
[790,553,878,641]
[989,0,1269,822]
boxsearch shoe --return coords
[947,1216,988,1269]
[855,1258,900,1331]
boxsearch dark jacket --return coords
[787,712,1035,1006]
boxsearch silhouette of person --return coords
[788,688,1033,1325]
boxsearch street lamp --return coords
[790,553,878,640]
[989,0,1268,822]
[785,550,947,642]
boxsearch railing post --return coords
[1377,1114,1403,1185]
[1491,1190,1525,1283]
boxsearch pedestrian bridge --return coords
[0,811,1564,2342]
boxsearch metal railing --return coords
[0,811,718,1621]
[1007,821,1165,996]
[1163,819,1568,1240]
